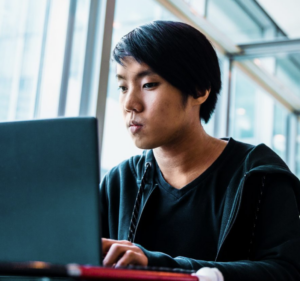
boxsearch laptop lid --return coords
[0,117,101,266]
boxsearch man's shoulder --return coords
[245,142,289,172]
[102,150,153,183]
[228,138,289,172]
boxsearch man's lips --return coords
[129,120,143,127]
[129,121,143,134]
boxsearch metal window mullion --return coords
[204,0,209,18]
[94,0,115,157]
[57,0,78,117]
[287,113,297,173]
[234,0,265,34]
[79,0,102,116]
[225,58,233,137]
[34,0,51,119]
[233,39,300,60]
[296,116,300,177]
[213,56,231,138]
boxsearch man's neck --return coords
[153,126,227,189]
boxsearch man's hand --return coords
[102,238,148,267]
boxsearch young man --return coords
[100,21,300,281]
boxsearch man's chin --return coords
[133,140,157,150]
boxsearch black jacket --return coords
[100,139,300,281]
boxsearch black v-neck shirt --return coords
[134,138,248,260]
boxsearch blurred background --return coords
[0,0,299,178]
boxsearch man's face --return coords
[117,56,201,150]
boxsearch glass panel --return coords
[272,102,288,161]
[38,0,91,118]
[230,66,291,163]
[0,0,48,121]
[205,0,285,44]
[276,54,300,98]
[182,0,206,16]
[26,0,70,119]
[251,54,300,99]
[230,67,274,147]
[256,0,300,38]
[0,0,90,121]
[230,69,255,141]
[65,0,90,117]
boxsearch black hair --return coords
[113,21,221,123]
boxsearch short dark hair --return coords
[113,21,221,123]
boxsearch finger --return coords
[103,244,133,267]
[116,250,148,267]
[102,239,132,253]
[102,238,115,255]
[115,250,137,267]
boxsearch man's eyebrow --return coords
[135,69,156,79]
[116,74,125,80]
[116,69,157,80]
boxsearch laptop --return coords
[0,117,197,280]
[0,117,102,266]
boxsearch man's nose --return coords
[123,87,143,113]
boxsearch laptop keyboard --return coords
[116,265,196,274]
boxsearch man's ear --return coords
[191,89,210,106]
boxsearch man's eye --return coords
[143,83,158,89]
[118,86,127,92]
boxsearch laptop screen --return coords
[0,117,102,266]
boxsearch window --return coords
[230,67,275,147]
[1,0,300,178]
[0,0,90,121]
[205,0,285,44]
